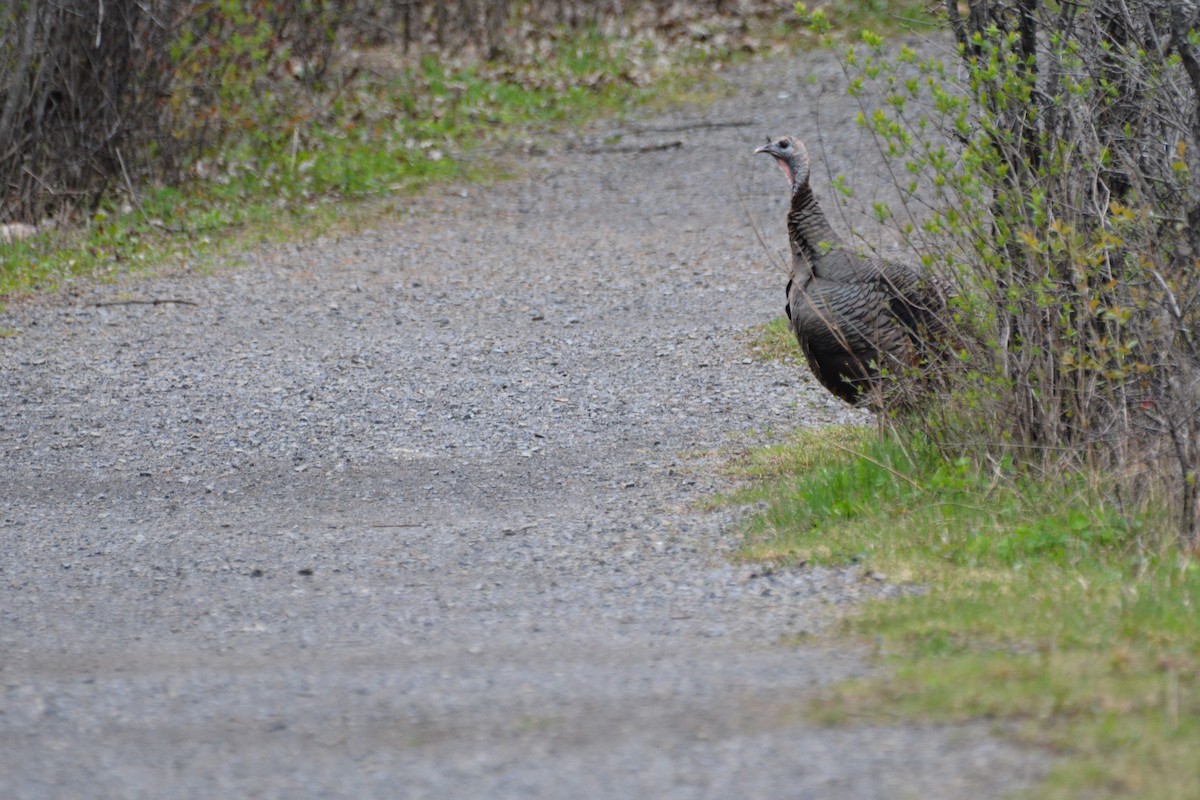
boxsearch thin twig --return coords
[115,148,148,221]
[739,186,789,277]
[94,298,197,307]
[621,119,755,135]
[117,147,183,234]
[819,433,925,491]
[584,140,683,155]
[738,150,788,277]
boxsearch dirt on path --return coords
[0,46,1046,798]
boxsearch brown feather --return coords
[758,135,947,407]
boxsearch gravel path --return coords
[1,46,1046,798]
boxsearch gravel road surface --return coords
[1,46,1047,799]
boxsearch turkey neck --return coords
[787,181,844,277]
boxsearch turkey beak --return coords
[754,143,772,155]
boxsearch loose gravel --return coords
[0,44,1048,799]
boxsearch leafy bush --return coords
[815,2,1200,547]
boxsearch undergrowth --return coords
[0,31,648,297]
[731,2,1200,796]
[726,425,1199,798]
[0,1,939,301]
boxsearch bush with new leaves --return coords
[834,1,1200,545]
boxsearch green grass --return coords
[0,29,678,298]
[748,317,801,364]
[725,425,1200,798]
[0,1,945,301]
[734,6,1199,795]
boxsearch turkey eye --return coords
[779,140,790,149]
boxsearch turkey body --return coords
[757,135,945,406]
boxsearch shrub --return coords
[0,0,178,222]
[823,2,1200,546]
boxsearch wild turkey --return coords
[755,135,947,407]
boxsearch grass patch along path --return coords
[0,8,806,300]
[0,31,647,296]
[728,420,1200,799]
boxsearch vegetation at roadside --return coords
[726,425,1199,798]
[841,1,1200,547]
[0,34,638,295]
[0,1,817,299]
[729,1,1200,797]
[747,317,801,363]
